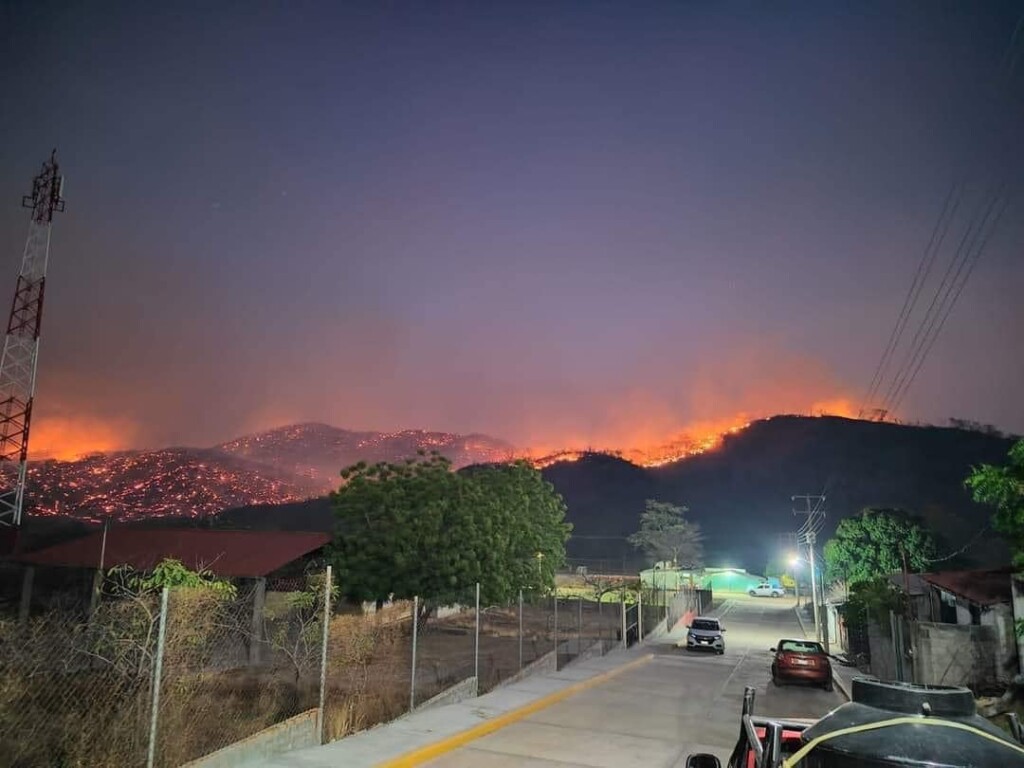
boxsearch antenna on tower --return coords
[0,150,65,540]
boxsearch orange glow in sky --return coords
[29,416,137,461]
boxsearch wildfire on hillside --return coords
[28,415,138,461]
[526,399,857,469]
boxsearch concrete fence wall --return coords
[913,621,999,690]
[414,676,479,712]
[182,709,319,768]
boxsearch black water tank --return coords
[798,677,1024,768]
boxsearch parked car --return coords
[682,616,726,654]
[770,638,833,690]
[748,582,784,598]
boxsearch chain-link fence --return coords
[411,585,478,708]
[0,594,159,767]
[2,572,644,766]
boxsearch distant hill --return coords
[7,448,316,524]
[546,416,1016,572]
[218,423,514,482]
[14,423,513,525]
[15,416,1018,575]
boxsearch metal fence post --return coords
[518,589,523,671]
[553,593,559,669]
[474,583,480,687]
[577,596,582,656]
[410,596,419,711]
[620,591,627,649]
[638,589,643,641]
[146,587,169,768]
[318,565,332,744]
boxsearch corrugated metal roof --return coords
[16,529,331,577]
[918,568,1013,607]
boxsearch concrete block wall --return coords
[414,676,479,711]
[182,709,319,768]
[913,621,998,689]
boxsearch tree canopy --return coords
[966,439,1024,566]
[627,499,703,567]
[823,508,936,585]
[326,453,571,606]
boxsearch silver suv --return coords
[683,616,725,654]
[749,582,784,598]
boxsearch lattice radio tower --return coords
[0,151,65,531]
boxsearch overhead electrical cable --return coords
[888,193,1009,415]
[859,184,961,416]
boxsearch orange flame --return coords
[28,416,138,461]
[526,399,857,468]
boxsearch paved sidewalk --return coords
[256,648,652,768]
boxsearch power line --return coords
[859,183,961,417]
[889,194,1010,415]
[863,13,1020,423]
[922,524,991,564]
[879,189,1004,415]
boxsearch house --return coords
[884,567,1019,689]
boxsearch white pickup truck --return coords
[748,582,784,598]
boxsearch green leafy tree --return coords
[465,461,573,597]
[628,500,703,568]
[109,558,236,598]
[823,508,936,585]
[326,453,570,608]
[966,439,1024,566]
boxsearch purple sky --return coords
[1,1,1023,456]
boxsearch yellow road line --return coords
[378,653,655,767]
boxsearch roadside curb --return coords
[793,604,810,638]
[832,671,853,702]
[378,653,655,767]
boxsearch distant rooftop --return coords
[16,528,331,578]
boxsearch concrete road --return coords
[425,596,844,767]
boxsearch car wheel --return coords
[771,673,781,687]
[748,590,757,597]
[717,649,725,655]
[823,678,834,692]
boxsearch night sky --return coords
[1,2,1022,458]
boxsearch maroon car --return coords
[770,639,833,690]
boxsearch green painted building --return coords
[639,566,773,593]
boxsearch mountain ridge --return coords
[14,416,1018,574]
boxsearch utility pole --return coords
[807,532,821,643]
[793,494,825,644]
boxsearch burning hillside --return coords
[528,400,857,468]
